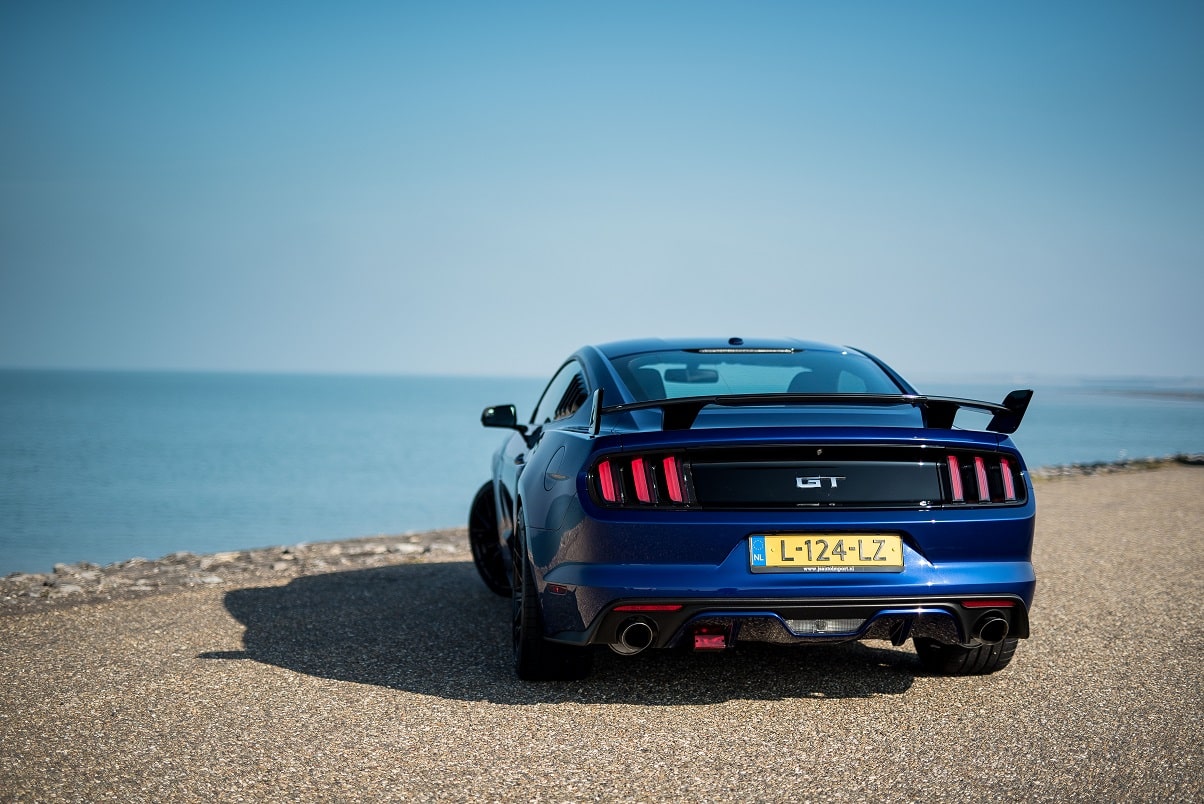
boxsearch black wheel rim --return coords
[469,490,508,593]
[511,518,524,661]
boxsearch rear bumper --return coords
[553,594,1030,650]
[529,489,1036,648]
[539,546,1036,640]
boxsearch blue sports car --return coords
[469,338,1035,681]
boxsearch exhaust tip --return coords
[610,618,656,656]
[974,614,1010,645]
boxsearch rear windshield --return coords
[611,348,905,402]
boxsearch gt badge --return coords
[796,475,846,489]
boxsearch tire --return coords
[468,483,511,597]
[511,515,593,681]
[914,637,1019,675]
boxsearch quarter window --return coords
[532,362,589,424]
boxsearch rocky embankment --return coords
[5,454,1201,615]
[1030,452,1204,478]
[0,529,468,615]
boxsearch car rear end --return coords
[533,421,1035,670]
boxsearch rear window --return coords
[611,348,904,402]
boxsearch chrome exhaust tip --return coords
[974,615,1010,645]
[610,618,657,656]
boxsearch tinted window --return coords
[531,362,589,424]
[611,349,903,401]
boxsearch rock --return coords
[2,528,471,613]
[199,553,240,570]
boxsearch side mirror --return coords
[481,404,521,430]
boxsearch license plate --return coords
[749,533,904,573]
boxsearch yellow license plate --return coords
[749,533,904,573]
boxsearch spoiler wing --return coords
[588,389,1033,436]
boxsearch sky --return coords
[2,1,1202,381]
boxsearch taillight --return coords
[663,455,685,503]
[974,456,991,502]
[591,453,693,508]
[947,455,964,502]
[946,452,1023,506]
[598,459,619,503]
[631,457,652,503]
[1000,457,1017,501]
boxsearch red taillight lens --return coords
[663,456,684,503]
[962,599,1016,608]
[947,455,964,502]
[974,456,991,502]
[598,459,618,503]
[1000,457,1017,501]
[631,457,652,503]
[593,453,691,508]
[947,453,1023,505]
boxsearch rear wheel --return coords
[469,483,510,597]
[914,637,1019,675]
[511,516,592,681]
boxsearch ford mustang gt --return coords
[469,338,1035,681]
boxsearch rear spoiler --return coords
[588,389,1033,436]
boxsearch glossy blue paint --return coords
[476,339,1036,675]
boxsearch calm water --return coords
[2,370,1202,575]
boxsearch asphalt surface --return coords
[2,466,1202,802]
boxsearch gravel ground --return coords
[1,465,1201,802]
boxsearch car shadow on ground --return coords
[199,561,919,704]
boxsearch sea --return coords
[2,370,1203,576]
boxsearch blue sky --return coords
[2,1,1201,381]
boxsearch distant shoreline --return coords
[3,454,1202,615]
[1089,388,1204,402]
[1029,452,1204,479]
